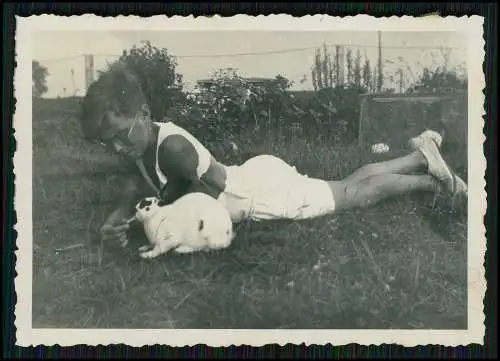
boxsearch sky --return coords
[33,30,467,98]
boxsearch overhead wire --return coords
[36,42,465,96]
[36,42,466,63]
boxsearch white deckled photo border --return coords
[14,14,487,347]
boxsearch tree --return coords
[322,43,332,88]
[346,49,353,85]
[372,64,378,93]
[311,44,342,90]
[311,64,318,91]
[353,50,362,88]
[312,48,324,90]
[334,46,341,87]
[362,59,372,92]
[328,54,335,89]
[32,60,49,98]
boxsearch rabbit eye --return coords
[146,206,150,211]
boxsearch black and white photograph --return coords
[15,14,486,346]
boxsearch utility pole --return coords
[377,31,383,92]
[84,54,95,93]
[398,68,404,93]
[71,69,76,96]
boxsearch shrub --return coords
[166,72,290,139]
[306,86,366,143]
[174,71,366,154]
[407,66,467,94]
[79,41,183,139]
[117,41,184,121]
[81,43,368,152]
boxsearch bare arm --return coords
[157,133,227,204]
[157,134,201,204]
[110,177,143,218]
[100,174,145,242]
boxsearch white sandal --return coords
[408,130,443,150]
[418,138,468,199]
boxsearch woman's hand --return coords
[99,176,143,247]
[100,217,131,247]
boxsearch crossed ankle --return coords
[412,150,430,172]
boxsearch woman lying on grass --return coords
[81,65,467,246]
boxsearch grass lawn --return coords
[32,99,468,329]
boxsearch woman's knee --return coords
[329,178,377,210]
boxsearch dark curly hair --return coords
[79,61,150,140]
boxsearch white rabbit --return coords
[132,192,235,259]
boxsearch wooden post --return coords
[377,31,383,92]
[70,69,76,96]
[84,54,95,93]
[398,69,404,93]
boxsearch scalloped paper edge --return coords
[13,14,487,347]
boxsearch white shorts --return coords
[217,155,336,222]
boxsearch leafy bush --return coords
[305,86,366,143]
[408,66,467,94]
[84,42,368,153]
[182,73,364,146]
[117,41,184,121]
[169,70,366,160]
[80,41,183,139]
[167,72,300,161]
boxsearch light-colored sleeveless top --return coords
[154,121,212,188]
[153,122,252,222]
[152,122,336,222]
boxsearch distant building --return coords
[196,77,275,89]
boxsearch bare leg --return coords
[344,151,428,183]
[328,173,440,211]
[319,130,464,213]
